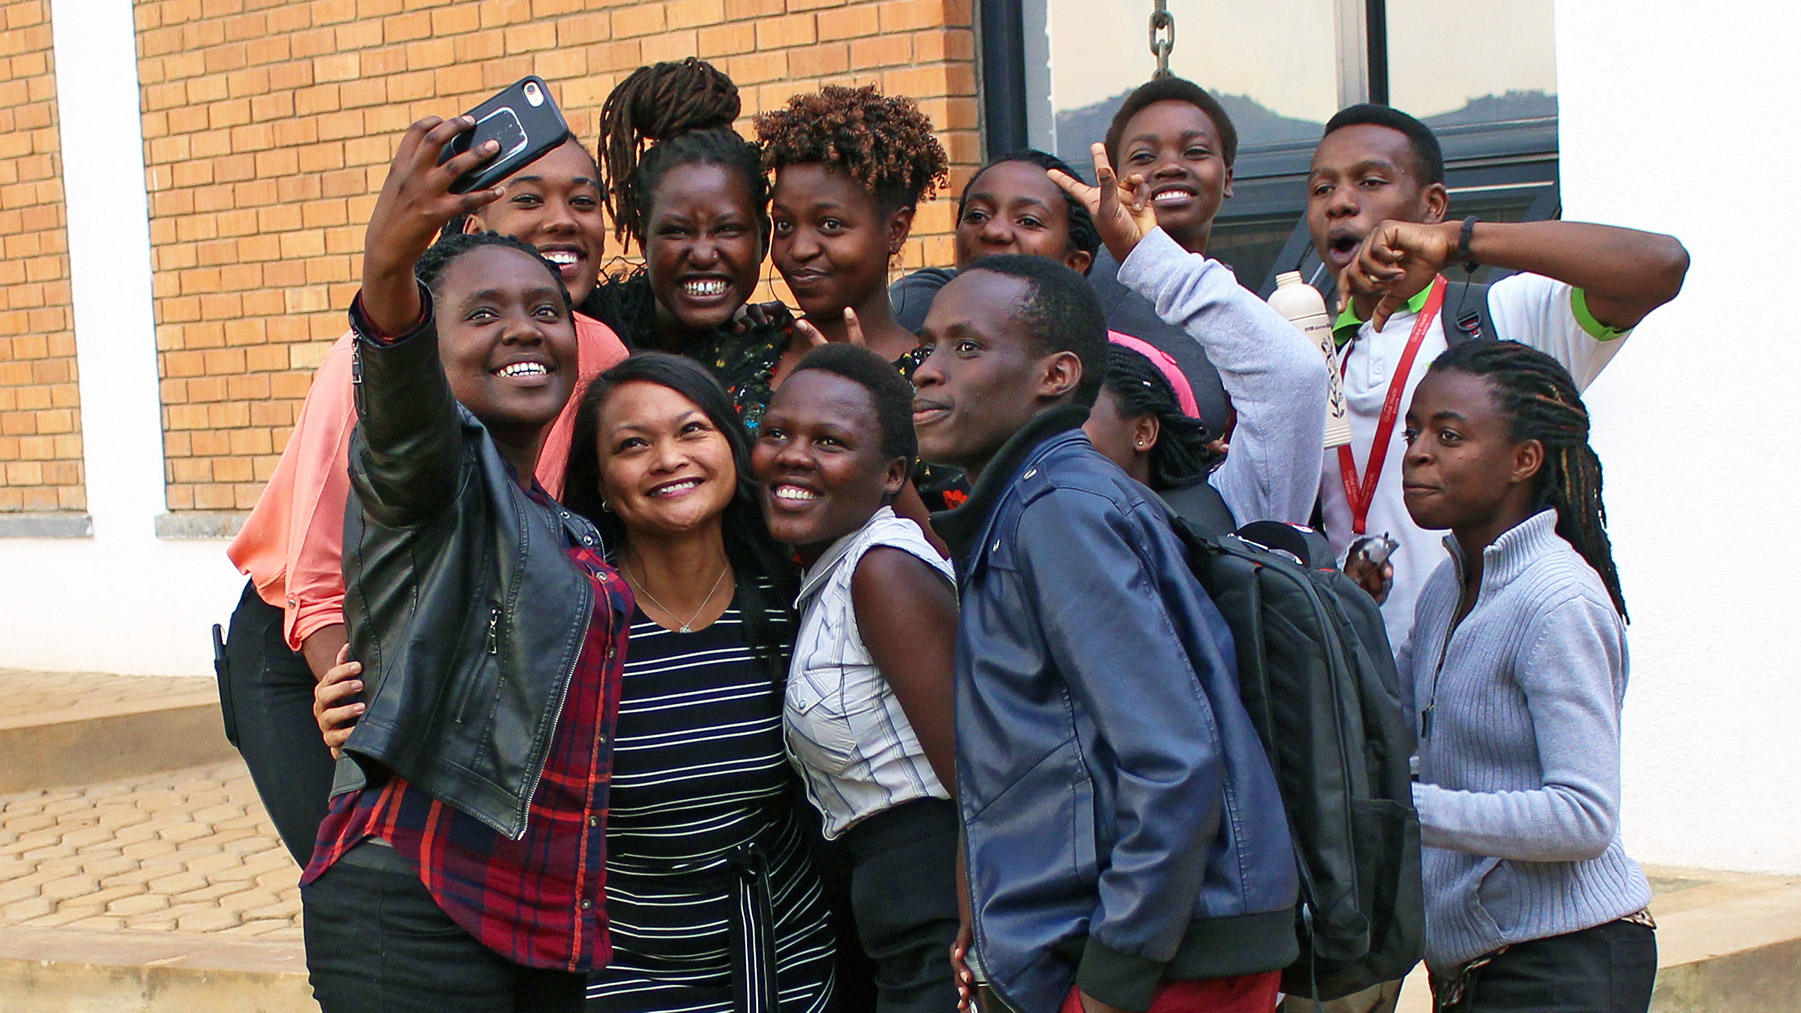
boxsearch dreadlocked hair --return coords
[597,58,768,251]
[756,85,948,214]
[1102,344,1220,490]
[1428,340,1627,620]
[415,230,572,311]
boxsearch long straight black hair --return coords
[563,352,798,673]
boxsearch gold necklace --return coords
[621,556,730,633]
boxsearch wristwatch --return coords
[1453,215,1479,272]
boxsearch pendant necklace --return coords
[622,557,730,634]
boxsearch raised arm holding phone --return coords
[296,113,632,1013]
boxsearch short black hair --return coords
[1104,77,1238,170]
[415,230,572,311]
[756,84,948,215]
[962,254,1108,407]
[1322,103,1444,186]
[959,149,1101,261]
[789,343,918,463]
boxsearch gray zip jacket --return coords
[1115,228,1329,526]
[1404,509,1650,968]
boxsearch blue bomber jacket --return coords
[934,405,1298,1013]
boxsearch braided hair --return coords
[1101,344,1220,490]
[415,230,571,311]
[596,58,769,250]
[756,85,948,214]
[1428,340,1627,620]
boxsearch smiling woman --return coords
[221,128,627,873]
[583,59,777,362]
[559,352,837,1013]
[295,115,632,1013]
[1084,76,1243,433]
[673,84,953,435]
[750,344,962,1013]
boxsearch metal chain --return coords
[1149,0,1176,78]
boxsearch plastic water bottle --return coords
[1269,271,1352,448]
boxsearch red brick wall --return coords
[0,0,83,513]
[132,0,977,512]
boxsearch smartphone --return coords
[438,76,570,194]
[1349,533,1399,570]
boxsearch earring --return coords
[600,499,612,512]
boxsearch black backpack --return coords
[1443,279,1497,347]
[1166,515,1423,1001]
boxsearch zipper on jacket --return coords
[453,603,503,726]
[1420,554,1475,743]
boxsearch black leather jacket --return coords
[333,289,604,840]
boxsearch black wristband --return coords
[1454,215,1479,273]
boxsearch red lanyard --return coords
[1337,276,1447,535]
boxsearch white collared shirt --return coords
[785,507,954,839]
[1320,272,1631,654]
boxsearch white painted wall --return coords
[1559,0,1801,873]
[0,0,243,676]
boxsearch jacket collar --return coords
[931,403,1090,561]
[1442,507,1565,598]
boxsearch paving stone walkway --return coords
[0,668,219,727]
[0,761,301,942]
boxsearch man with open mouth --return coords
[1307,103,1688,657]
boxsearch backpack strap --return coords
[1441,279,1496,346]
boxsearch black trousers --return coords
[219,580,338,866]
[1438,919,1657,1013]
[303,844,587,1013]
[815,797,962,1013]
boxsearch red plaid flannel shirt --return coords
[302,540,632,972]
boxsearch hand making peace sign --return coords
[1048,142,1161,265]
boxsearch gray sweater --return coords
[1117,229,1329,526]
[1404,509,1650,968]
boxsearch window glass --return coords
[1035,0,1339,171]
[1384,0,1558,124]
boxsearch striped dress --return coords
[586,595,836,1012]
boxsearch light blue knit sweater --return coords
[1405,509,1651,969]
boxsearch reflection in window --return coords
[1385,0,1558,125]
[1033,0,1339,169]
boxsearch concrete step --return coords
[0,669,236,794]
[0,928,310,1012]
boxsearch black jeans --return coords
[1437,919,1657,1013]
[815,798,962,1013]
[302,843,586,1013]
[219,580,338,866]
